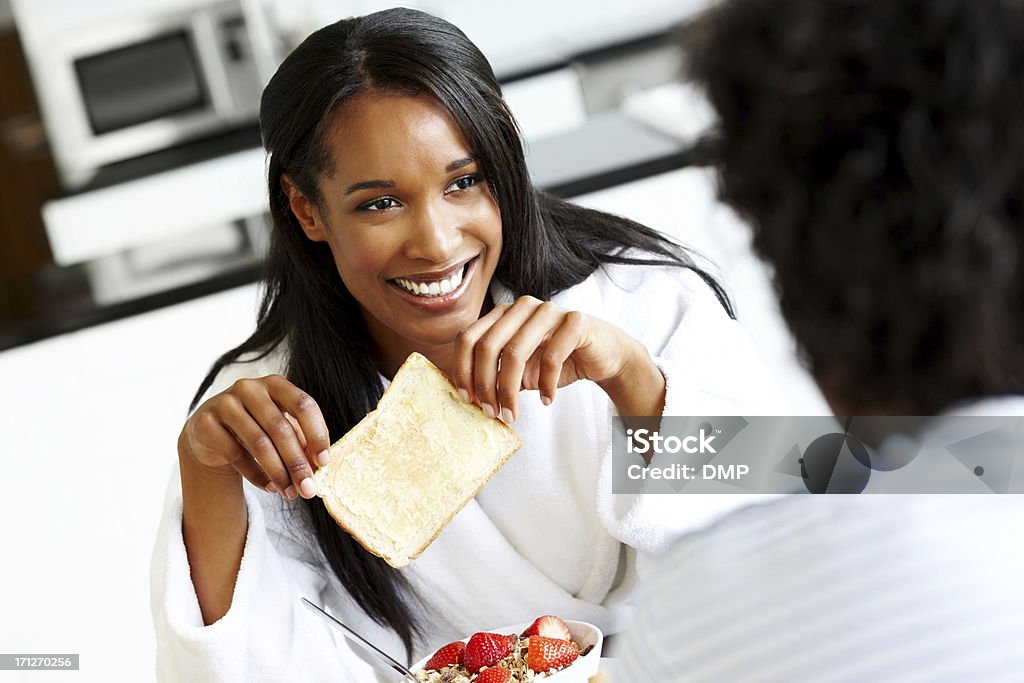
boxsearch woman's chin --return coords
[395,293,490,343]
[405,324,471,350]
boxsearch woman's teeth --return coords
[394,266,464,298]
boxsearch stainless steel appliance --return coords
[31,0,265,190]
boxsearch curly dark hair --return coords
[686,0,1024,413]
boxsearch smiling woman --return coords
[151,7,785,682]
[285,93,504,374]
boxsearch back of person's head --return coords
[686,0,1024,414]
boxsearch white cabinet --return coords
[0,284,261,680]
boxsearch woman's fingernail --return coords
[482,403,496,419]
[501,407,514,424]
[317,450,330,468]
[541,394,552,406]
[458,388,471,403]
[265,483,279,494]
[285,485,297,500]
[299,477,318,499]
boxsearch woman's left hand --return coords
[450,296,664,422]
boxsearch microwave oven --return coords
[31,0,268,190]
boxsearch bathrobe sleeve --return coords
[579,264,790,557]
[150,351,380,682]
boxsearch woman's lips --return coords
[389,256,478,311]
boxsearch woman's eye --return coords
[360,197,399,211]
[446,174,480,193]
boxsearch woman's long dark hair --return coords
[190,8,730,658]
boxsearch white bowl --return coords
[413,620,603,681]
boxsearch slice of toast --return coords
[314,352,522,568]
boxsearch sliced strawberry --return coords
[520,615,573,641]
[476,667,512,683]
[527,635,580,672]
[464,632,517,673]
[423,641,466,670]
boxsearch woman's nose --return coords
[405,203,463,262]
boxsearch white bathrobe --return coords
[151,263,788,681]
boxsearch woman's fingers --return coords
[192,412,274,492]
[212,388,294,496]
[530,310,588,403]
[472,302,542,420]
[244,381,320,499]
[183,374,329,501]
[210,379,315,499]
[222,440,276,494]
[452,302,514,408]
[452,296,586,423]
[459,299,543,420]
[495,302,568,421]
[265,375,331,468]
[283,412,307,451]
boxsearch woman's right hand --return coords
[178,375,330,500]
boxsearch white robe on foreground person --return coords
[150,262,789,682]
[615,396,1024,683]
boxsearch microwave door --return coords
[76,31,210,137]
[32,0,263,189]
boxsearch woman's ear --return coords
[282,174,328,242]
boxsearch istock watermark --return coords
[625,427,718,455]
[612,416,1024,494]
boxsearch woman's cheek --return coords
[342,228,399,274]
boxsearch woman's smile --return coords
[388,255,479,311]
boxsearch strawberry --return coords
[464,632,517,673]
[527,635,579,672]
[476,667,512,683]
[423,641,465,670]
[520,615,572,641]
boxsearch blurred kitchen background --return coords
[0,0,828,679]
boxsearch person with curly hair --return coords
[616,0,1024,679]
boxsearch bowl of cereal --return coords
[413,616,602,682]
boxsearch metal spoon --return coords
[302,598,419,682]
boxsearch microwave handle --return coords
[191,12,236,116]
[239,0,283,86]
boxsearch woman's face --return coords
[287,93,503,369]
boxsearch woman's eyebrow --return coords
[343,158,476,195]
[344,179,394,195]
[446,156,476,172]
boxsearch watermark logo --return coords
[625,427,717,455]
[612,416,1023,494]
